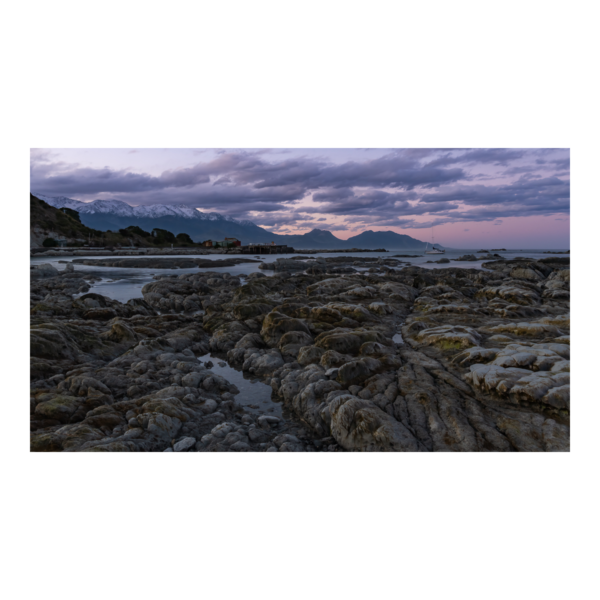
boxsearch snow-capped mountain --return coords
[35,194,254,225]
[32,194,431,249]
[34,195,87,212]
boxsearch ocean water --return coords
[30,249,568,303]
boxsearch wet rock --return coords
[210,321,250,352]
[273,434,304,451]
[242,349,285,376]
[248,428,271,443]
[455,254,478,262]
[31,263,60,279]
[174,436,196,452]
[259,258,308,271]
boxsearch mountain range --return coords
[34,195,437,250]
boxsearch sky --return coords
[30,148,570,248]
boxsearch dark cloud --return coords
[417,176,569,209]
[425,149,526,168]
[31,150,466,200]
[311,187,355,202]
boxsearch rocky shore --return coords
[30,254,570,452]
[31,247,389,258]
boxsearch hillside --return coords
[345,230,433,250]
[30,195,196,249]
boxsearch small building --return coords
[201,240,213,247]
[224,237,241,247]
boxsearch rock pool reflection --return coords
[197,353,283,418]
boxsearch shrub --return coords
[42,238,58,247]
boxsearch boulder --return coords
[174,437,196,452]
[297,345,325,366]
[510,267,544,281]
[242,349,285,376]
[337,357,383,387]
[35,395,82,423]
[260,311,311,347]
[31,263,59,279]
[329,394,420,451]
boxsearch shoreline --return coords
[30,254,570,452]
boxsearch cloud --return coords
[416,176,569,211]
[425,149,526,168]
[31,149,466,200]
[31,148,570,233]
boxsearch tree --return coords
[152,228,176,244]
[176,232,194,245]
[42,238,58,247]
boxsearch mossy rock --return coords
[435,339,465,351]
[30,358,63,380]
[202,314,228,333]
[35,395,81,423]
[30,432,64,452]
[233,302,272,320]
[233,283,269,301]
[31,303,57,314]
[84,441,139,452]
